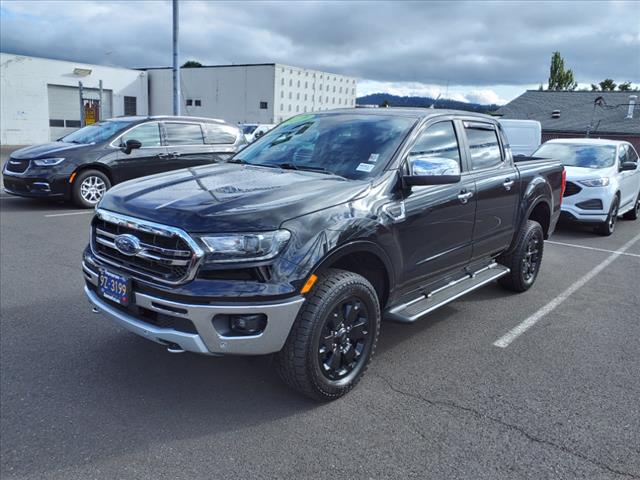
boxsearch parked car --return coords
[241,123,259,142]
[3,116,246,208]
[533,138,640,235]
[251,124,275,141]
[82,109,564,400]
[498,119,541,157]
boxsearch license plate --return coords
[98,269,131,306]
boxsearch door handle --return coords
[157,153,170,158]
[503,178,515,191]
[170,151,181,157]
[457,191,474,204]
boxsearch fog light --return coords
[227,314,267,335]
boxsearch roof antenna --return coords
[586,96,604,138]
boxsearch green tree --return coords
[599,79,617,91]
[547,51,577,91]
[618,81,632,91]
[181,60,202,68]
[591,83,599,91]
[379,99,390,108]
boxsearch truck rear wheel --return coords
[498,220,544,293]
[275,269,380,401]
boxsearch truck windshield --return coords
[231,113,416,179]
[60,120,133,145]
[533,143,616,169]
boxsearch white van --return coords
[498,119,542,157]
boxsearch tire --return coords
[72,170,111,208]
[497,220,544,293]
[622,192,639,221]
[275,269,380,401]
[595,195,619,236]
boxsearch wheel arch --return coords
[72,164,114,186]
[310,241,394,309]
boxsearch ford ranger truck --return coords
[82,109,565,401]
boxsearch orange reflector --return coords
[68,172,77,184]
[300,274,318,294]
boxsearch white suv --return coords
[533,138,640,235]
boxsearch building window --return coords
[289,92,292,99]
[281,91,284,98]
[326,96,329,103]
[65,120,81,128]
[326,85,329,92]
[186,99,193,106]
[296,105,299,112]
[304,94,307,101]
[304,106,307,112]
[352,88,355,95]
[339,87,342,93]
[281,104,284,110]
[296,93,300,100]
[288,105,292,112]
[333,86,336,93]
[289,79,292,87]
[195,100,202,107]
[260,101,268,109]
[305,82,308,88]
[297,80,300,87]
[281,78,284,85]
[49,119,64,127]
[124,96,137,116]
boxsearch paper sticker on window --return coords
[368,153,380,163]
[356,163,375,172]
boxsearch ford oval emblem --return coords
[114,234,142,256]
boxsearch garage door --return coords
[47,85,112,141]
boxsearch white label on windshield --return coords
[356,163,375,172]
[368,153,380,163]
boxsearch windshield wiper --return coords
[227,158,250,165]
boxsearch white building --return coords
[1,53,148,144]
[148,63,357,124]
[0,54,357,145]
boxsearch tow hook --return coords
[166,343,186,354]
[91,306,100,314]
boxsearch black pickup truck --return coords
[83,109,565,400]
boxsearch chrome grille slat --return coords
[91,209,205,285]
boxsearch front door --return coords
[464,121,519,260]
[113,122,168,183]
[618,144,640,211]
[393,120,476,292]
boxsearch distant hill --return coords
[356,93,499,114]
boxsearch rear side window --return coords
[164,123,204,145]
[203,123,238,144]
[408,121,461,165]
[465,124,503,170]
[120,122,161,147]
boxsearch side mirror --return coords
[403,156,461,186]
[121,139,142,154]
[254,130,265,139]
[620,161,637,172]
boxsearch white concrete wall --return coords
[0,53,148,144]
[273,64,357,123]
[148,65,276,125]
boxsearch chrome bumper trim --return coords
[83,270,305,355]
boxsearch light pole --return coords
[172,0,180,116]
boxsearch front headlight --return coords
[33,157,65,167]
[197,230,291,263]
[578,177,609,187]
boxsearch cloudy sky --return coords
[1,0,639,104]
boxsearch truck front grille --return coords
[91,210,203,285]
[5,158,30,173]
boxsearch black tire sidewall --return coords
[518,222,544,288]
[308,281,379,394]
[72,170,111,208]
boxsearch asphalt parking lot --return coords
[1,163,639,479]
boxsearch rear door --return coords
[112,121,167,183]
[463,121,519,261]
[202,122,243,162]
[162,121,216,169]
[394,119,476,290]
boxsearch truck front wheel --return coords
[498,220,544,293]
[275,269,380,401]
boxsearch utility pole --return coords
[172,0,180,116]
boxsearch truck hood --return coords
[98,163,370,232]
[10,142,88,159]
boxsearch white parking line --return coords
[494,231,640,348]
[546,240,640,259]
[44,211,93,218]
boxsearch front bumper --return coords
[3,169,70,198]
[561,184,613,223]
[83,262,305,355]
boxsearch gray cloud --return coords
[1,0,639,89]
